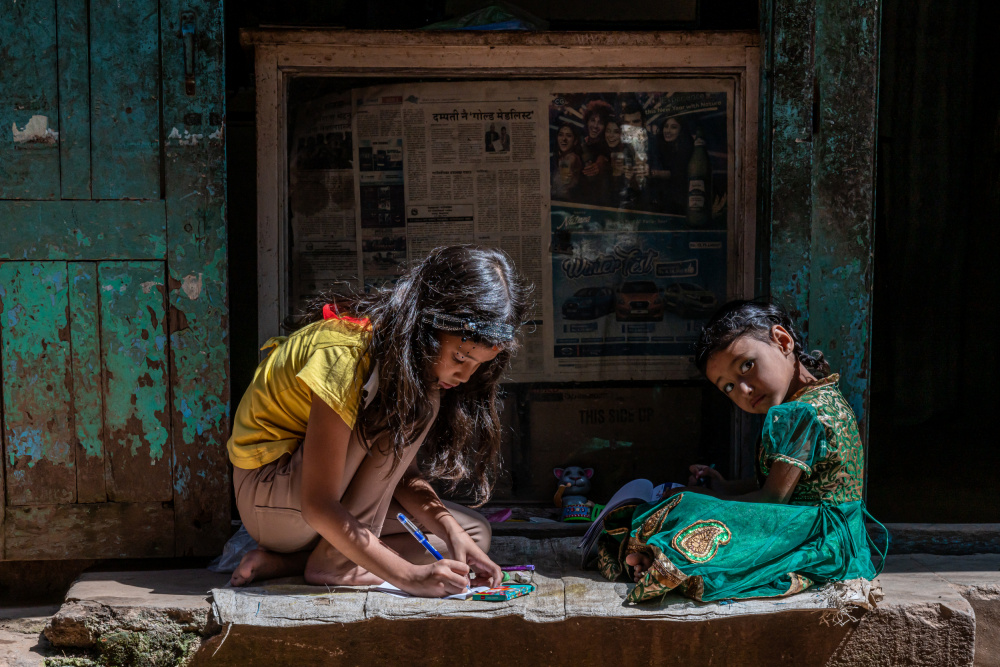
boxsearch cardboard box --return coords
[511,386,702,503]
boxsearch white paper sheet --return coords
[372,581,491,600]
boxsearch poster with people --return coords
[548,86,733,379]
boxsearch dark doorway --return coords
[869,0,1000,521]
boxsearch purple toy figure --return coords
[553,466,595,522]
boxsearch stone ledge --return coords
[210,537,880,627]
[40,544,1000,666]
[203,549,993,666]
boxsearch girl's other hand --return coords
[688,464,725,487]
[400,560,472,598]
[449,533,503,588]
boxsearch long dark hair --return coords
[298,246,532,504]
[693,300,830,378]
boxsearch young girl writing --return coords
[597,300,884,603]
[228,246,530,597]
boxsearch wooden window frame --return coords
[240,29,761,350]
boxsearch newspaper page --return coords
[545,81,735,381]
[288,90,358,311]
[352,82,550,380]
[285,79,736,382]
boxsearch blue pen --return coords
[397,513,444,560]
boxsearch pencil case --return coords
[501,570,533,584]
[471,584,535,601]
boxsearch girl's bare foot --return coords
[230,548,310,587]
[625,552,652,583]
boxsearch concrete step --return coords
[32,540,1000,666]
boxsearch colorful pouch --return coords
[470,584,535,601]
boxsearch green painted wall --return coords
[760,0,880,443]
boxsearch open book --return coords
[578,479,676,566]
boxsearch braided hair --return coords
[694,300,830,378]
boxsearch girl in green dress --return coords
[597,301,885,603]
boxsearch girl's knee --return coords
[463,510,493,552]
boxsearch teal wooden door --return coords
[0,0,228,559]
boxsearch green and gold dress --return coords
[596,374,885,603]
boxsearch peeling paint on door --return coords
[12,115,60,144]
[167,127,204,146]
[181,273,202,300]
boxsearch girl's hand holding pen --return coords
[395,512,498,595]
[401,560,473,598]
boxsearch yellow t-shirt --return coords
[227,317,373,469]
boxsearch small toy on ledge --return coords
[553,466,595,522]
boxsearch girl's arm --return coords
[686,465,757,495]
[393,465,503,587]
[300,393,471,597]
[729,461,802,503]
[713,478,760,495]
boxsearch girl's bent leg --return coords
[230,452,321,586]
[303,408,439,585]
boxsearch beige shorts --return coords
[232,424,489,554]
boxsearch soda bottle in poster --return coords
[686,127,711,227]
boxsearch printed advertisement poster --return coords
[550,207,727,378]
[546,85,733,380]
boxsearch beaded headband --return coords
[421,313,516,343]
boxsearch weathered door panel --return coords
[57,0,92,200]
[0,0,227,560]
[161,0,230,556]
[99,262,172,502]
[0,201,167,261]
[0,261,76,505]
[0,261,171,506]
[0,0,60,200]
[90,0,162,200]
[69,262,106,503]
